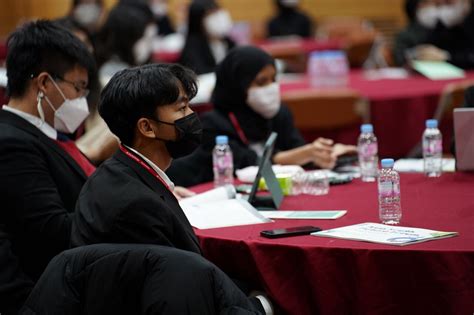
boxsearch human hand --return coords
[307,138,337,169]
[331,143,357,158]
[414,45,450,61]
[173,186,196,200]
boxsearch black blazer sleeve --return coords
[0,226,34,315]
[0,138,72,249]
[272,104,306,152]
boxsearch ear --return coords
[36,72,50,95]
[136,118,157,139]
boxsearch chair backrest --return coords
[282,89,366,131]
[434,80,474,124]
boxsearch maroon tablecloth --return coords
[281,70,474,158]
[192,173,474,315]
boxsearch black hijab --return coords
[211,46,276,142]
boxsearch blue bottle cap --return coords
[216,135,229,145]
[361,124,373,133]
[426,119,438,128]
[381,158,395,168]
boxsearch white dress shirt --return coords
[123,144,175,191]
[2,105,57,140]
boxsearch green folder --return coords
[411,61,465,80]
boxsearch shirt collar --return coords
[123,144,175,191]
[2,105,57,140]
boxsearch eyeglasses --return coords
[53,76,90,98]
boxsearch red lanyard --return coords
[228,112,249,145]
[119,144,173,194]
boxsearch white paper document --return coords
[394,158,455,173]
[312,222,458,246]
[179,186,271,229]
[261,210,346,220]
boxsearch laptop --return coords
[245,132,284,210]
[454,108,474,171]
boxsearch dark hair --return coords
[187,0,218,37]
[72,0,103,8]
[405,0,421,22]
[95,3,153,67]
[99,63,198,145]
[6,20,96,98]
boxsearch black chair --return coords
[20,244,263,315]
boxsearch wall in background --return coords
[0,0,405,38]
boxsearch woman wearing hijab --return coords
[178,0,235,75]
[167,46,355,187]
[267,0,314,38]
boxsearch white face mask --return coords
[204,10,233,38]
[151,3,168,17]
[246,83,281,119]
[133,25,157,65]
[73,3,102,28]
[39,75,90,134]
[438,1,470,28]
[417,5,439,29]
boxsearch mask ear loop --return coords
[37,91,46,122]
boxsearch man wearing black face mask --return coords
[71,63,203,252]
[71,63,271,314]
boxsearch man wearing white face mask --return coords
[178,0,235,75]
[394,0,474,68]
[0,21,96,314]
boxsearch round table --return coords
[281,70,474,158]
[191,172,474,315]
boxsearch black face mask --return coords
[153,112,203,159]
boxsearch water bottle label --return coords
[423,139,442,154]
[360,143,378,157]
[215,155,233,169]
[379,181,400,197]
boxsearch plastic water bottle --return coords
[358,124,378,182]
[378,158,402,225]
[422,119,442,177]
[213,135,234,187]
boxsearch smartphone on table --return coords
[260,226,322,238]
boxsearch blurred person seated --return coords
[267,0,315,38]
[70,64,272,314]
[96,2,155,82]
[394,0,474,69]
[68,0,104,36]
[53,18,118,164]
[120,0,176,35]
[167,46,356,187]
[178,0,235,75]
[0,20,96,314]
[149,0,176,36]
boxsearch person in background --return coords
[71,63,272,314]
[167,46,356,187]
[267,0,314,38]
[178,0,235,75]
[149,0,176,36]
[68,0,104,36]
[393,0,431,66]
[0,20,96,314]
[394,0,474,69]
[96,2,155,80]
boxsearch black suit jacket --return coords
[71,149,202,255]
[0,110,88,314]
